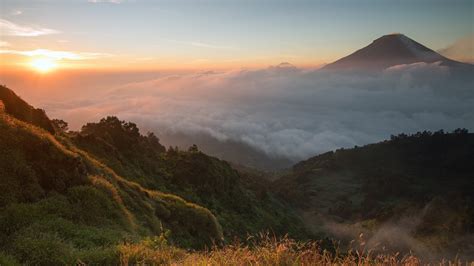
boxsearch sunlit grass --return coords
[117,233,469,265]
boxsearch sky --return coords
[0,0,473,166]
[1,0,473,71]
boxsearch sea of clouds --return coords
[43,61,474,162]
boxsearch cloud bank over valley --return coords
[23,61,471,165]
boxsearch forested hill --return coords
[274,130,474,258]
[0,85,307,265]
[278,130,474,206]
[69,116,308,239]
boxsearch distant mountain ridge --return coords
[323,33,473,70]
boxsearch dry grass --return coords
[117,234,471,266]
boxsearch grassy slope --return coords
[0,112,222,265]
[71,116,309,241]
[0,85,54,133]
[0,85,308,264]
[117,234,468,265]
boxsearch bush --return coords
[67,186,124,226]
[10,231,75,265]
[18,217,124,249]
[0,252,20,266]
[75,247,120,265]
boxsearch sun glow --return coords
[29,58,58,73]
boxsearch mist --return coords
[320,196,474,261]
[14,61,474,163]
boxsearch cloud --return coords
[0,49,113,60]
[0,41,10,47]
[38,62,474,163]
[320,197,474,260]
[11,10,23,16]
[438,34,474,63]
[0,19,59,37]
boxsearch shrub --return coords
[10,231,75,265]
[0,252,20,266]
[67,186,124,226]
[75,247,120,265]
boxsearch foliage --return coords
[0,105,223,264]
[72,116,310,241]
[0,252,20,266]
[52,118,69,133]
[10,230,76,265]
[274,129,474,256]
[1,85,473,263]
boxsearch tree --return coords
[454,128,468,135]
[52,119,69,133]
[147,132,166,153]
[188,144,199,153]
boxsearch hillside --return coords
[0,85,308,264]
[274,130,474,259]
[161,131,294,171]
[1,84,473,263]
[0,85,55,133]
[0,113,225,265]
[70,116,308,239]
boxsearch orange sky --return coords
[1,1,472,74]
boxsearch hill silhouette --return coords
[0,85,55,133]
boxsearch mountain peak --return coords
[323,33,468,71]
[378,33,405,38]
[373,33,420,45]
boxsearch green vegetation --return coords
[0,85,307,264]
[0,85,54,133]
[274,130,474,257]
[1,85,473,264]
[0,111,222,264]
[71,116,309,240]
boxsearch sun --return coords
[29,58,58,73]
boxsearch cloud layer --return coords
[43,62,474,162]
[438,34,474,63]
[0,19,59,37]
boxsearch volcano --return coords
[323,33,472,70]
